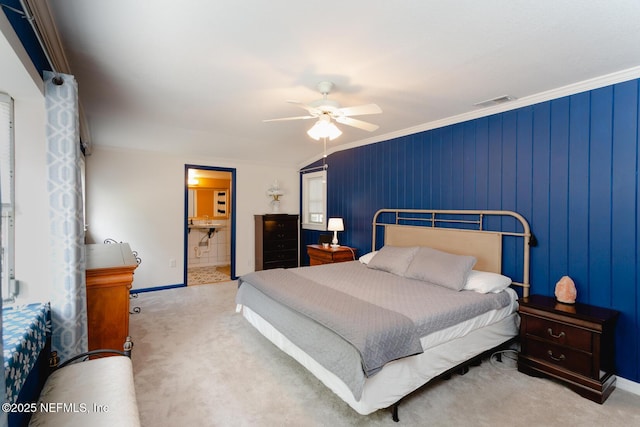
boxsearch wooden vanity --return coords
[85,243,138,352]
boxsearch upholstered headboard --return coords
[384,225,502,274]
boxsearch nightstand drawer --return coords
[525,337,593,377]
[306,245,357,266]
[524,315,592,352]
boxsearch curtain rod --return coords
[299,164,328,174]
[1,1,63,84]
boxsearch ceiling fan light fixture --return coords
[307,115,342,140]
[266,81,380,139]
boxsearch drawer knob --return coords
[547,328,566,339]
[547,350,566,362]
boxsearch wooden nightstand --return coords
[517,294,619,403]
[307,244,357,266]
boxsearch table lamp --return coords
[327,217,344,248]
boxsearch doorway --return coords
[184,165,236,285]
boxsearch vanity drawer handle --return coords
[547,350,566,362]
[547,328,566,339]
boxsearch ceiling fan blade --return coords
[335,116,379,132]
[263,115,315,122]
[287,100,322,116]
[336,103,382,117]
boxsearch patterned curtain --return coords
[0,95,7,426]
[44,71,88,360]
[0,275,5,427]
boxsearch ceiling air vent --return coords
[473,95,517,108]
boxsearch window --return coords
[1,93,15,302]
[302,169,327,231]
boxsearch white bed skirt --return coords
[240,292,519,415]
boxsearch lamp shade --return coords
[307,115,342,141]
[327,217,344,232]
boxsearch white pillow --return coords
[359,251,378,265]
[463,270,512,293]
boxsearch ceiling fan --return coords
[264,81,382,140]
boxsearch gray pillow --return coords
[405,247,477,291]
[366,246,419,276]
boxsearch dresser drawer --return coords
[263,219,297,239]
[264,239,297,252]
[523,314,592,352]
[525,337,594,378]
[264,258,298,269]
[263,249,297,263]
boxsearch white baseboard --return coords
[617,376,640,396]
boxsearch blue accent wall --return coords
[302,78,640,383]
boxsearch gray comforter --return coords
[236,261,511,400]
[238,267,423,377]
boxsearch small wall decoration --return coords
[555,275,577,304]
[266,180,284,213]
[215,190,227,217]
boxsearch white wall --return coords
[86,145,299,290]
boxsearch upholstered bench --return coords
[28,343,140,427]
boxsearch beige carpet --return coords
[130,281,640,427]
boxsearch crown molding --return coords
[24,0,92,154]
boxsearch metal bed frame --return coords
[372,209,535,297]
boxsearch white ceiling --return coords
[47,1,640,167]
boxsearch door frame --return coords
[184,164,237,284]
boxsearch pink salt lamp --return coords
[555,275,577,304]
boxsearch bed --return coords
[236,209,533,421]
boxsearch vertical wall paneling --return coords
[515,108,534,223]
[611,81,638,381]
[531,103,552,294]
[487,115,503,212]
[431,130,442,208]
[567,92,591,301]
[451,125,464,209]
[300,78,640,382]
[548,98,570,288]
[636,80,640,383]
[588,87,614,306]
[501,111,518,279]
[406,135,417,208]
[462,121,477,209]
[442,127,454,209]
[474,118,489,209]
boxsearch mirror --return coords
[187,172,231,220]
[189,188,228,219]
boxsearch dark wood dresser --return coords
[517,294,619,403]
[85,243,138,352]
[254,214,299,270]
